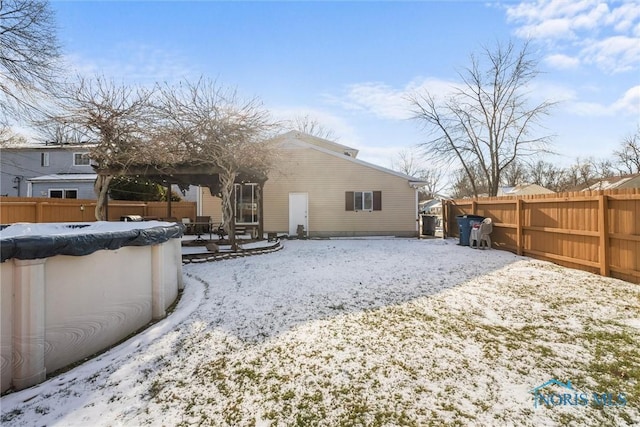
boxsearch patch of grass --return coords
[579,327,640,396]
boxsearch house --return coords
[28,173,98,199]
[0,142,96,198]
[1,141,198,201]
[419,199,442,215]
[580,173,640,191]
[199,131,427,237]
[497,183,555,196]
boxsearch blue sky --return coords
[51,0,640,173]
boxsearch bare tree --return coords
[59,76,155,220]
[391,149,445,199]
[287,114,337,140]
[526,159,568,192]
[154,79,277,248]
[0,0,61,125]
[613,127,640,174]
[391,149,425,177]
[501,160,528,186]
[35,121,87,144]
[408,40,555,197]
[561,157,614,190]
[0,126,26,145]
[451,163,489,198]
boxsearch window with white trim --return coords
[345,191,382,211]
[73,152,90,166]
[355,191,373,210]
[49,189,78,199]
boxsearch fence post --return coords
[441,199,447,238]
[598,195,610,277]
[471,200,477,216]
[36,202,45,223]
[516,198,523,256]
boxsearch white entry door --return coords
[289,192,308,235]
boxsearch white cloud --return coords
[528,80,577,103]
[544,53,580,69]
[611,85,640,114]
[505,0,640,73]
[268,105,363,144]
[580,35,640,73]
[325,78,460,121]
[566,85,640,116]
[63,43,195,85]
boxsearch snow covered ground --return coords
[2,238,638,426]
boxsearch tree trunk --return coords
[94,175,112,220]
[219,170,237,250]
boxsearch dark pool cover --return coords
[1,223,184,263]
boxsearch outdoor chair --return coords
[194,216,212,240]
[215,223,226,240]
[471,218,493,249]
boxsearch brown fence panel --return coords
[445,188,640,284]
[1,197,196,225]
[145,202,196,221]
[0,199,38,223]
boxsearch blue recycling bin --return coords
[456,215,485,246]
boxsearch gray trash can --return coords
[421,215,437,236]
[455,215,485,246]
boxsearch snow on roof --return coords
[27,174,97,182]
[497,184,554,196]
[583,174,640,191]
[3,141,97,150]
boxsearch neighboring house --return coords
[580,173,640,191]
[1,141,198,202]
[1,142,96,198]
[497,183,555,196]
[28,173,98,199]
[200,131,427,237]
[419,199,442,215]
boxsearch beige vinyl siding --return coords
[263,145,418,237]
[199,187,223,224]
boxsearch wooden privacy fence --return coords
[0,197,197,224]
[443,188,640,284]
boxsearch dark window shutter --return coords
[373,191,382,211]
[345,191,354,211]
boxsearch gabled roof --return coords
[275,131,428,186]
[497,183,555,196]
[419,199,441,210]
[278,131,359,158]
[581,173,640,191]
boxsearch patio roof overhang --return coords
[94,163,268,196]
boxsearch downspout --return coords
[415,186,419,237]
